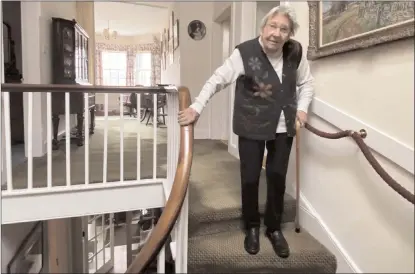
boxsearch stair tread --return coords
[189,170,296,225]
[188,222,337,273]
[190,216,288,238]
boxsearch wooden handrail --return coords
[1,83,176,93]
[125,86,194,273]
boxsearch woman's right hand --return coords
[178,107,200,126]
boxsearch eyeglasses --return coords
[266,24,290,35]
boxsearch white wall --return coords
[1,0,6,188]
[159,2,258,140]
[179,2,216,139]
[160,2,215,139]
[288,2,414,273]
[1,222,37,272]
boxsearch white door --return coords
[226,8,239,158]
[220,19,231,144]
[125,209,157,267]
[1,1,7,187]
[83,214,115,273]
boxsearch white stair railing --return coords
[1,85,179,193]
[1,84,189,273]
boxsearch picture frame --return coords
[169,11,174,41]
[307,1,414,60]
[188,20,206,41]
[7,222,44,273]
[168,37,174,64]
[163,28,168,54]
[173,19,179,50]
[160,39,164,70]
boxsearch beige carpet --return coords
[187,140,337,273]
[10,119,168,190]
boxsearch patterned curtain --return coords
[95,49,103,85]
[126,48,136,86]
[150,36,161,85]
[95,36,161,87]
[94,37,162,116]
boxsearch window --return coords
[102,51,127,86]
[134,52,152,86]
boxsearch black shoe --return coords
[244,227,260,255]
[265,230,290,258]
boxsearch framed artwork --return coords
[163,29,168,54]
[307,1,414,60]
[169,11,174,41]
[160,29,167,69]
[168,37,174,64]
[188,20,206,41]
[173,19,179,50]
[7,222,44,273]
[160,40,165,70]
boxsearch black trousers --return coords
[238,133,294,232]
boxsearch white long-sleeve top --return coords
[189,38,315,133]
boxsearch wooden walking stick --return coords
[295,120,301,233]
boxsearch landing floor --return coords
[7,118,168,190]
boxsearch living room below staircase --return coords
[186,140,337,273]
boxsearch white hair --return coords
[260,5,299,35]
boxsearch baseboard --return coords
[194,129,210,139]
[286,185,362,274]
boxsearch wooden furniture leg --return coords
[89,106,95,135]
[52,115,60,150]
[76,112,84,147]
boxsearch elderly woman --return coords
[179,5,315,258]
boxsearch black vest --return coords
[232,38,302,140]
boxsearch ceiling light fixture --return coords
[103,21,118,40]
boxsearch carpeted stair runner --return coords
[187,140,337,273]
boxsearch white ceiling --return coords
[94,1,171,36]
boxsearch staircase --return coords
[186,140,337,273]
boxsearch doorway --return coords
[220,18,231,146]
[2,1,25,169]
[212,5,234,152]
[82,214,115,273]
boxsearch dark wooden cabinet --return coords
[51,17,95,150]
[3,21,24,145]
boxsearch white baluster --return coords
[65,92,71,187]
[84,92,90,185]
[153,93,157,179]
[103,93,109,183]
[2,92,12,191]
[47,92,52,188]
[120,93,124,183]
[157,245,166,273]
[136,93,141,182]
[27,92,33,189]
